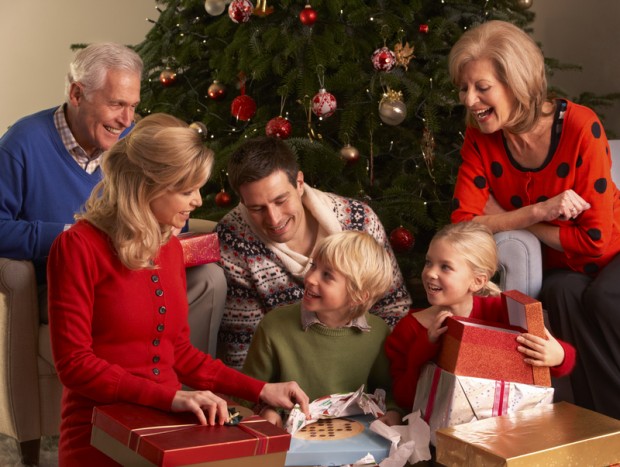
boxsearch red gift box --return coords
[91,403,290,466]
[178,232,221,268]
[436,290,551,386]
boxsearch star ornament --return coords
[394,41,415,70]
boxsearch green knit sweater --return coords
[242,304,395,408]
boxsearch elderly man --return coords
[0,42,224,354]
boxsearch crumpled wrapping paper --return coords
[285,385,386,435]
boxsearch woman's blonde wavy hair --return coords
[78,113,214,270]
[432,222,501,297]
[313,231,394,320]
[448,20,553,134]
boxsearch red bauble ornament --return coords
[215,190,232,207]
[389,226,415,253]
[311,88,337,118]
[299,4,317,26]
[159,68,177,87]
[231,94,257,121]
[266,116,292,139]
[228,0,253,23]
[371,46,396,72]
[419,24,429,34]
[207,80,227,100]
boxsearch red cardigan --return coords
[385,295,576,411]
[452,100,620,275]
[47,221,265,466]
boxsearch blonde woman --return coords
[47,113,309,466]
[385,222,575,411]
[448,20,620,419]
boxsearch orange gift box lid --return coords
[91,403,290,466]
[437,290,551,386]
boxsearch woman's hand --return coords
[259,382,311,419]
[428,310,453,344]
[516,327,565,368]
[171,390,229,426]
[537,189,590,222]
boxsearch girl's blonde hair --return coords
[432,222,501,297]
[78,113,214,270]
[313,231,394,320]
[448,20,552,134]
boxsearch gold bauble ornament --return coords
[340,144,360,163]
[516,0,533,9]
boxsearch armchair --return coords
[495,139,620,298]
[0,258,62,465]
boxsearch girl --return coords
[385,222,575,411]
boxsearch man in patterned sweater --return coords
[216,136,412,369]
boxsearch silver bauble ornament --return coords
[378,90,407,126]
[204,0,227,15]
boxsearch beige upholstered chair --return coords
[0,218,217,465]
[0,258,62,465]
[495,139,620,299]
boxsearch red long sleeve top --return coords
[385,295,576,411]
[48,221,265,465]
[451,100,620,275]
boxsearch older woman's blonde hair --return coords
[313,231,394,320]
[78,113,214,270]
[448,20,552,134]
[432,222,501,297]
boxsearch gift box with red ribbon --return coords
[437,290,551,386]
[412,363,554,445]
[178,232,221,268]
[91,403,290,466]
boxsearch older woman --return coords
[47,113,309,465]
[448,20,620,419]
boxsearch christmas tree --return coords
[134,0,537,291]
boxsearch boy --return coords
[242,231,402,426]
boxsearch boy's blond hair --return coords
[313,231,393,319]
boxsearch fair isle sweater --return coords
[217,185,412,369]
[242,304,395,407]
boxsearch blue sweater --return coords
[0,108,102,283]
